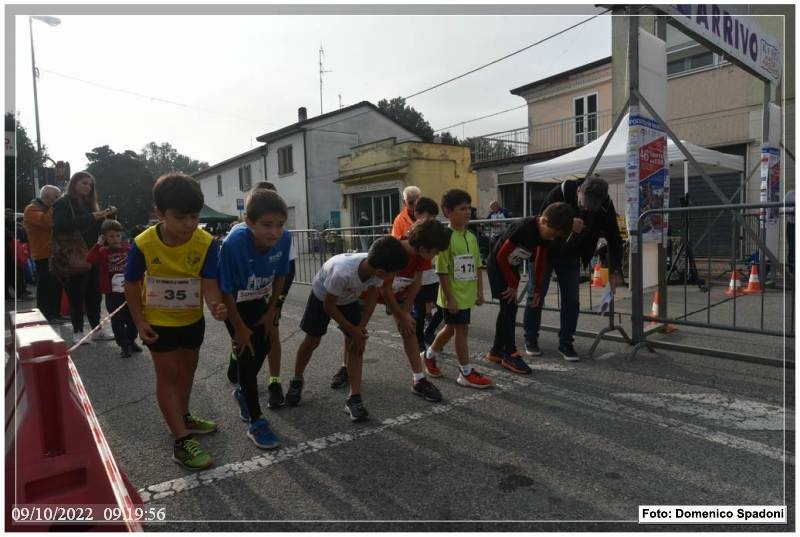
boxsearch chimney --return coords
[298,107,307,122]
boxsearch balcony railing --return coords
[472,110,613,164]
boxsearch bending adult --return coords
[523,176,623,361]
[52,171,117,343]
[391,185,420,239]
[23,185,64,322]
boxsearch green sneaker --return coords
[172,436,213,471]
[184,413,218,434]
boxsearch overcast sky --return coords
[13,7,611,173]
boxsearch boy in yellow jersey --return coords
[124,173,228,471]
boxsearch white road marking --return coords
[611,393,793,431]
[597,352,617,360]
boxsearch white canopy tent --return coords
[523,113,744,187]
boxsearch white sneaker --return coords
[93,326,116,341]
[72,330,92,345]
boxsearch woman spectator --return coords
[52,171,117,343]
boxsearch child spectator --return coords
[287,237,408,421]
[424,189,491,389]
[86,219,141,357]
[485,203,573,373]
[124,173,227,471]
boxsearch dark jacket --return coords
[52,196,101,248]
[539,179,623,275]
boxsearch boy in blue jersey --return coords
[218,189,291,449]
[124,173,228,471]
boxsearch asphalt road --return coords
[12,285,795,531]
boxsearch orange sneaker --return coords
[485,350,505,364]
[421,351,442,377]
[457,369,493,389]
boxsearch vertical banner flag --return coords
[760,146,781,223]
[626,112,669,249]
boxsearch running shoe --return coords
[183,413,217,434]
[285,379,304,407]
[172,436,213,471]
[524,341,543,356]
[485,350,506,364]
[344,394,369,422]
[119,345,132,358]
[93,326,116,341]
[412,378,443,402]
[267,382,285,409]
[247,418,281,449]
[130,341,144,353]
[330,366,349,389]
[456,369,493,389]
[558,343,580,362]
[233,387,250,422]
[421,351,442,377]
[501,354,533,375]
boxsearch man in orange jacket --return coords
[23,185,65,322]
[391,185,421,239]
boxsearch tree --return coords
[438,131,461,145]
[85,145,155,231]
[377,97,434,142]
[139,142,208,179]
[7,113,47,210]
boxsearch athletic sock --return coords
[413,372,426,383]
[426,347,438,359]
[460,363,473,375]
[269,376,281,385]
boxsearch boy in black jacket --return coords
[522,176,623,361]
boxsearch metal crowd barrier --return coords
[630,201,794,367]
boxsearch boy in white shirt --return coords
[286,236,408,421]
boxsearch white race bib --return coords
[111,273,125,293]
[507,246,533,267]
[391,276,414,293]
[422,268,439,286]
[236,284,272,303]
[145,276,201,309]
[453,254,477,281]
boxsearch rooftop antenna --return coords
[319,44,332,115]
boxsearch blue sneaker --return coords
[247,417,280,449]
[233,387,250,422]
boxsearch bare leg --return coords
[177,348,200,415]
[431,324,455,353]
[453,325,470,366]
[267,323,281,378]
[401,331,422,374]
[152,350,190,438]
[294,335,321,378]
[345,337,364,396]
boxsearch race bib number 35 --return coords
[454,254,477,281]
[145,276,202,309]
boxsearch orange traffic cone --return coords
[743,262,764,294]
[646,292,678,333]
[591,263,607,288]
[725,270,745,297]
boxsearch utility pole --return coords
[338,94,343,109]
[319,44,332,115]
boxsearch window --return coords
[574,93,598,146]
[238,164,251,192]
[216,174,223,196]
[278,145,294,175]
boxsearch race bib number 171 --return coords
[454,254,477,281]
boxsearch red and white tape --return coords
[66,301,129,353]
[66,358,143,532]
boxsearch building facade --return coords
[471,57,613,218]
[194,102,417,230]
[336,137,477,228]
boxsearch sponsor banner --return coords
[759,146,781,223]
[626,112,670,250]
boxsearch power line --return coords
[404,9,611,100]
[39,68,276,127]
[302,10,609,134]
[432,104,528,134]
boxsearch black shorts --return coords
[300,292,362,338]
[443,308,471,325]
[416,282,439,304]
[147,318,205,353]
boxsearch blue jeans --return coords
[523,256,580,347]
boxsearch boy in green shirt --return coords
[422,189,492,389]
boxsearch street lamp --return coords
[29,15,60,192]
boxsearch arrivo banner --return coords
[759,146,780,223]
[659,4,782,84]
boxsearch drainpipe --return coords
[303,129,311,229]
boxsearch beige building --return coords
[472,57,613,218]
[336,137,476,229]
